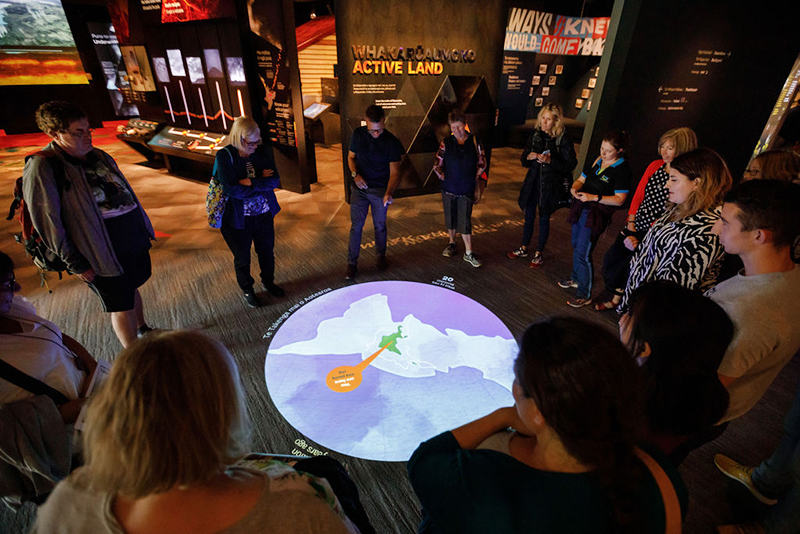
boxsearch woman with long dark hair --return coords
[621,281,733,463]
[408,317,686,533]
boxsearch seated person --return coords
[0,251,96,507]
[620,281,733,464]
[33,330,367,533]
[408,317,687,534]
[706,179,800,423]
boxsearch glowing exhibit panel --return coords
[265,281,518,462]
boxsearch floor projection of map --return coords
[265,281,518,462]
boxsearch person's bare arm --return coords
[383,161,401,206]
[63,334,97,396]
[575,191,628,206]
[451,407,531,450]
[348,151,367,189]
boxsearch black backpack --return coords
[7,154,71,291]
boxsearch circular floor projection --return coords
[264,281,518,462]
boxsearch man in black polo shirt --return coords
[345,105,404,279]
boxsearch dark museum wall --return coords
[335,0,508,199]
[584,0,799,181]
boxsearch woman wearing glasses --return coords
[214,117,284,308]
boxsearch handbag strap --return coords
[0,357,69,405]
[633,447,682,534]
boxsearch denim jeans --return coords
[571,209,596,299]
[348,185,388,264]
[220,211,275,292]
[522,201,551,253]
[753,380,800,534]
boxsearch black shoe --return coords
[264,282,285,297]
[377,254,388,271]
[345,263,357,280]
[243,291,262,308]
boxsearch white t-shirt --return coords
[707,265,800,422]
[0,297,86,404]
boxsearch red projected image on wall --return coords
[0,0,88,86]
[161,0,236,23]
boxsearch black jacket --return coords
[518,130,577,212]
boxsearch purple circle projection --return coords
[265,281,517,462]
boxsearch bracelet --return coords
[597,195,603,202]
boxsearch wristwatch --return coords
[597,194,603,202]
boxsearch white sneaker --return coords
[463,252,482,268]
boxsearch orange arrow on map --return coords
[325,340,394,393]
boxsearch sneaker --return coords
[264,282,285,297]
[377,254,389,271]
[463,252,482,268]
[442,242,457,257]
[714,454,778,505]
[243,291,262,308]
[529,252,544,269]
[558,279,578,289]
[345,263,357,280]
[566,297,592,308]
[136,324,158,338]
[507,247,529,259]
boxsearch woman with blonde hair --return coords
[215,116,284,309]
[619,148,733,312]
[595,127,698,311]
[507,103,577,268]
[32,330,366,533]
[743,149,800,183]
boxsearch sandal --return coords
[594,301,618,311]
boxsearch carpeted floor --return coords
[0,134,797,533]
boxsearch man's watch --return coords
[351,170,358,179]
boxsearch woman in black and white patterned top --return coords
[595,128,697,311]
[618,148,733,313]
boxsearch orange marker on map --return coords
[326,340,394,392]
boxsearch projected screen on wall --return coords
[161,0,236,24]
[0,0,88,86]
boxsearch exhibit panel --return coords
[584,0,800,179]
[498,7,611,147]
[335,0,506,200]
[98,0,315,191]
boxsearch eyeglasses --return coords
[63,128,94,139]
[243,138,262,148]
[743,168,760,177]
[1,276,15,291]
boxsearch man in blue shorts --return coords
[23,101,157,348]
[345,105,404,280]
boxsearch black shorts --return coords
[87,251,152,313]
[442,192,473,235]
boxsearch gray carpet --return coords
[1,141,797,533]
